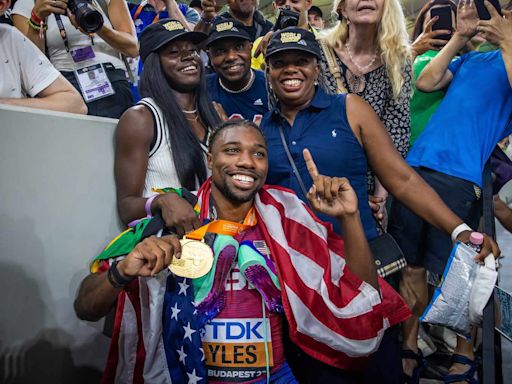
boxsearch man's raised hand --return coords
[412,16,450,57]
[456,0,479,39]
[303,149,359,219]
[477,3,512,47]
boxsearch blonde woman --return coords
[320,0,412,219]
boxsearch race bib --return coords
[203,318,273,381]
[75,63,115,102]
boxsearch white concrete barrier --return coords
[0,105,122,382]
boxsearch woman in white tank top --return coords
[114,19,221,235]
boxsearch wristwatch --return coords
[107,260,135,288]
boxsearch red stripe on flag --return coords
[263,224,386,340]
[101,289,125,384]
[125,282,145,384]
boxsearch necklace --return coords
[185,115,199,121]
[219,69,255,94]
[182,108,197,114]
[345,42,378,74]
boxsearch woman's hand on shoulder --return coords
[153,193,202,237]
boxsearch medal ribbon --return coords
[151,185,257,240]
[185,207,257,240]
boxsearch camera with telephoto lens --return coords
[68,0,104,33]
[273,6,300,31]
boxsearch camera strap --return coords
[54,14,70,52]
[54,13,95,53]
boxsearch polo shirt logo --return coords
[163,21,185,31]
[280,32,302,44]
[332,129,337,138]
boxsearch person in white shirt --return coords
[11,0,137,118]
[0,0,86,113]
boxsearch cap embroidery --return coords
[297,39,307,46]
[280,32,302,44]
[216,21,234,32]
[163,21,185,31]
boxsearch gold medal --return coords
[168,239,214,279]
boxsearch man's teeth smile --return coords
[232,174,255,184]
[226,64,242,71]
[181,65,197,72]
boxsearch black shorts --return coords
[388,167,482,275]
[61,63,134,119]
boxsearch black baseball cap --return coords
[205,19,251,47]
[139,19,207,63]
[265,27,321,61]
[308,5,323,17]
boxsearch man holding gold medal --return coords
[74,119,410,383]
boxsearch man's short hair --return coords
[308,5,323,17]
[209,119,266,151]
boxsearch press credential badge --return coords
[72,47,115,102]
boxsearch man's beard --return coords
[232,4,254,19]
[213,178,259,204]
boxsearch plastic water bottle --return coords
[467,232,484,253]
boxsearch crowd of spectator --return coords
[2,0,512,382]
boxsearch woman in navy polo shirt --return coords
[259,27,498,384]
[261,27,463,243]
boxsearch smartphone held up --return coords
[430,6,453,41]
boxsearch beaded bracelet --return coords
[27,13,47,39]
[27,17,47,30]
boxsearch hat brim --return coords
[265,46,321,61]
[153,30,208,53]
[205,32,251,47]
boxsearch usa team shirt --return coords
[207,70,269,125]
[203,226,286,383]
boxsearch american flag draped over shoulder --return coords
[99,180,410,383]
[196,181,411,370]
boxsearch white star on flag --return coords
[178,280,189,295]
[187,368,202,384]
[170,302,181,321]
[183,322,196,341]
[177,345,187,364]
